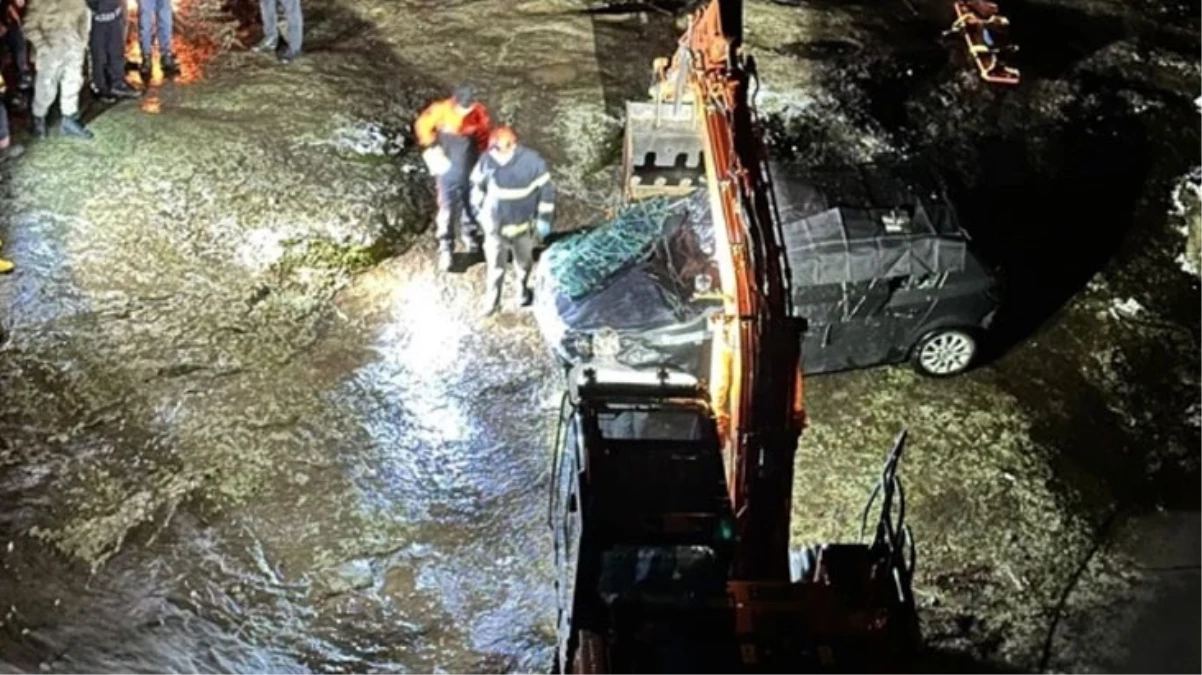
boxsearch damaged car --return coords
[533,162,1002,378]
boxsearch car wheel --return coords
[910,328,977,377]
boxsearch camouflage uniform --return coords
[25,0,90,121]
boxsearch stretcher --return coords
[948,0,1020,85]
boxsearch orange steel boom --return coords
[655,0,806,582]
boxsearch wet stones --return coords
[1170,168,1201,278]
[319,558,376,598]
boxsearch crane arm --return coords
[655,0,806,581]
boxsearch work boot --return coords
[437,249,453,273]
[33,116,46,139]
[110,81,141,99]
[253,37,277,53]
[60,116,94,140]
[140,59,153,82]
[278,50,300,65]
[0,257,13,274]
[162,53,181,77]
[92,84,117,103]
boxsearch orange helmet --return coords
[489,126,517,152]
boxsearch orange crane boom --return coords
[654,0,805,582]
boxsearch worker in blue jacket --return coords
[469,125,555,317]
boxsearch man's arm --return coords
[534,154,556,239]
[463,105,492,151]
[413,101,447,148]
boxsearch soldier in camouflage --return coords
[25,0,93,139]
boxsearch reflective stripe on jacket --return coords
[470,145,555,234]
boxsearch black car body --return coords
[534,162,1001,378]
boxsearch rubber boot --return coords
[162,52,181,77]
[514,285,533,308]
[33,116,45,139]
[0,257,13,274]
[437,249,453,273]
[60,116,94,140]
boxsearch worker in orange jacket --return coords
[414,85,492,272]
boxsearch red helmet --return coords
[489,126,517,152]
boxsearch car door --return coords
[812,279,899,372]
[875,273,942,363]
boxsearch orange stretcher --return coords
[946,0,1020,85]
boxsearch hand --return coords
[536,218,552,240]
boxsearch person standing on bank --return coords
[1,0,33,94]
[25,0,94,139]
[86,0,139,100]
[138,0,178,81]
[414,85,492,272]
[254,0,301,64]
[469,126,555,317]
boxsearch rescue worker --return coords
[469,126,555,317]
[26,0,93,139]
[86,0,139,100]
[138,0,178,81]
[414,85,491,272]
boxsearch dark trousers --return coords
[3,17,26,82]
[0,103,8,140]
[435,172,480,253]
[89,11,126,92]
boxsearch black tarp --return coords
[772,162,967,288]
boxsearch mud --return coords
[0,0,1197,672]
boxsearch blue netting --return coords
[545,197,680,301]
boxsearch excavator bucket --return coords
[622,99,706,201]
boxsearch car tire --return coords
[910,328,977,378]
